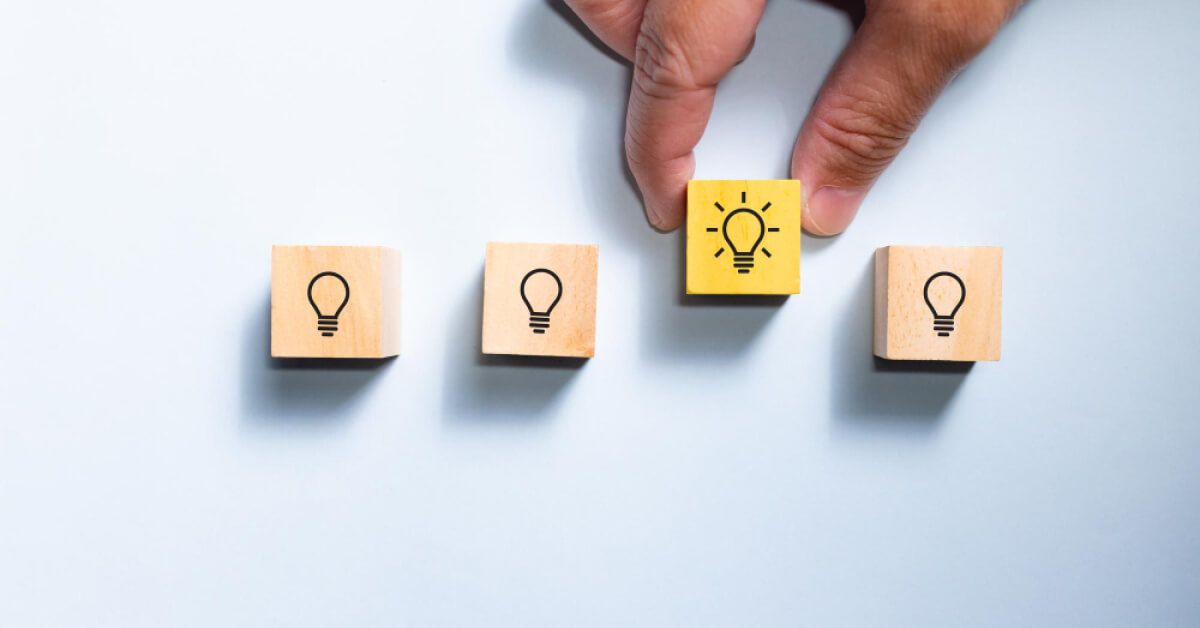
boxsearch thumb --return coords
[792,1,1014,235]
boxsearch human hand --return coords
[565,0,1020,235]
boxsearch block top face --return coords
[686,180,801,295]
[271,245,401,359]
[876,245,1002,362]
[482,242,598,358]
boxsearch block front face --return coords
[271,246,400,359]
[875,246,1002,362]
[686,180,801,295]
[482,242,598,358]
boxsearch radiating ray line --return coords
[714,202,726,212]
[714,247,725,258]
[762,248,772,257]
[761,202,772,213]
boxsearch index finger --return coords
[625,0,765,230]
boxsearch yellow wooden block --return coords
[481,242,598,358]
[686,180,802,295]
[874,245,1002,362]
[271,245,401,359]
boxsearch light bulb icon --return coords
[520,268,562,334]
[307,271,350,337]
[708,191,779,274]
[723,209,765,274]
[923,271,965,337]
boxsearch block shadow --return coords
[440,270,584,424]
[830,259,971,437]
[639,231,787,363]
[239,295,392,429]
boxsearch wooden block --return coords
[686,180,802,295]
[481,242,598,358]
[271,245,401,359]
[874,245,1002,362]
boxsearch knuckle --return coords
[812,96,911,181]
[623,107,666,169]
[569,0,642,31]
[886,0,1009,61]
[624,127,653,167]
[624,123,689,178]
[633,25,700,94]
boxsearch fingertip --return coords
[627,152,690,232]
[646,210,683,232]
[802,185,865,236]
[642,190,685,232]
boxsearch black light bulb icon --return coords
[307,271,350,337]
[520,268,562,334]
[723,208,765,274]
[923,271,965,337]
[708,192,778,272]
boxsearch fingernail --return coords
[645,202,667,231]
[807,186,866,236]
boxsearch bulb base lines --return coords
[733,254,754,274]
[317,316,339,337]
[933,316,954,337]
[529,315,551,334]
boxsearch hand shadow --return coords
[240,294,393,431]
[507,0,643,247]
[440,269,585,425]
[830,258,972,438]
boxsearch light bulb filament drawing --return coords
[708,191,780,274]
[307,271,350,337]
[520,268,563,334]
[923,271,965,337]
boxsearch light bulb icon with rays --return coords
[709,191,780,274]
[520,268,562,334]
[307,271,350,337]
[923,271,966,337]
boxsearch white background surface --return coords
[3,1,1199,626]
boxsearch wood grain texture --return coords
[686,180,801,295]
[271,245,401,359]
[481,242,598,358]
[874,245,1002,362]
